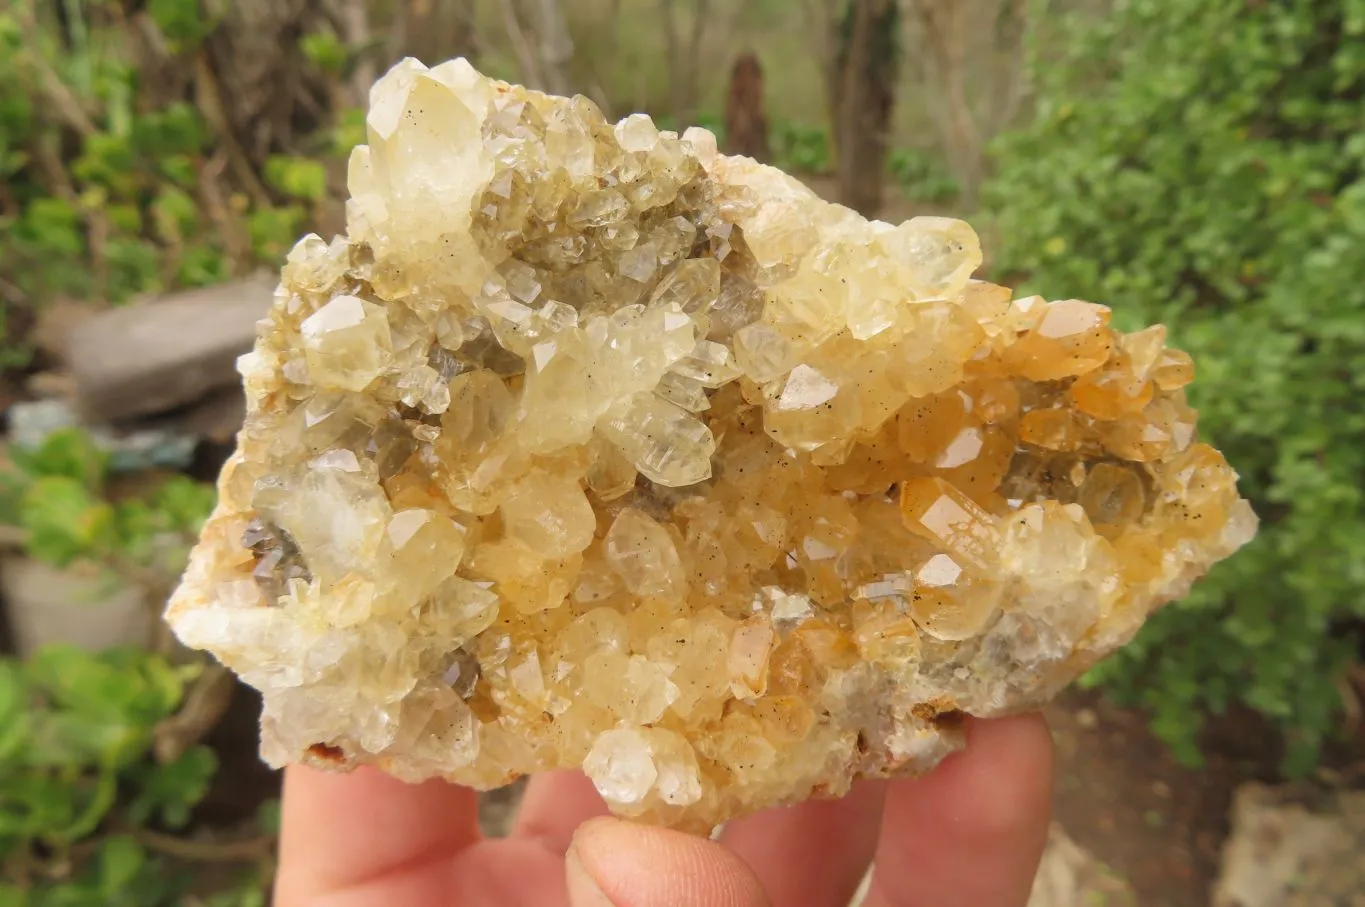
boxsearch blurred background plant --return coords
[0,428,213,582]
[0,0,1361,902]
[0,647,277,907]
[0,0,350,371]
[985,0,1365,772]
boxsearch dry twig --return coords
[154,662,236,765]
[193,54,273,210]
[133,827,275,863]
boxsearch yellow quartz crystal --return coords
[167,58,1257,832]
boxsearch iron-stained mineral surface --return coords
[167,58,1256,832]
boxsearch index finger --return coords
[864,714,1053,907]
[273,765,481,906]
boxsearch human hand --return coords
[273,713,1052,907]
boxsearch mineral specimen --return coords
[166,58,1257,832]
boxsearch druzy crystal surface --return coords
[167,59,1256,831]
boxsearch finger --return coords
[567,816,771,907]
[274,765,480,907]
[721,779,886,907]
[512,769,612,853]
[864,714,1053,907]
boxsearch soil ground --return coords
[1049,687,1365,906]
[1047,690,1278,907]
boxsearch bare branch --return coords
[903,0,1002,209]
[133,827,274,863]
[153,662,236,764]
[500,1,546,89]
[328,0,375,108]
[660,0,683,117]
[192,52,273,209]
[384,0,410,64]
[532,0,574,95]
[11,2,99,137]
[501,0,572,94]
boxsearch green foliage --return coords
[264,155,328,202]
[330,107,369,156]
[0,429,214,577]
[888,147,959,204]
[0,647,269,905]
[985,0,1365,769]
[128,746,218,829]
[771,121,832,174]
[146,0,217,49]
[0,2,352,370]
[300,30,349,75]
[19,478,117,569]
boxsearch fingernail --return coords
[566,820,618,907]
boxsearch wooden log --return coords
[65,274,275,423]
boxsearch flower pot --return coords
[1,555,152,657]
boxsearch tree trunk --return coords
[723,52,770,161]
[834,0,900,217]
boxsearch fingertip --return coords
[954,713,1054,840]
[569,817,770,907]
[867,713,1053,907]
[721,779,886,907]
[276,764,480,905]
[512,769,611,853]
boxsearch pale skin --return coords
[274,713,1053,907]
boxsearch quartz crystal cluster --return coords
[167,58,1257,832]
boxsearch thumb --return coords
[566,816,771,907]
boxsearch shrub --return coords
[0,428,215,579]
[985,0,1365,769]
[888,147,959,205]
[0,2,346,370]
[771,120,833,174]
[0,646,276,906]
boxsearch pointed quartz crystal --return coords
[301,296,393,391]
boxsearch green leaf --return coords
[105,237,164,302]
[248,205,307,263]
[128,745,218,828]
[17,429,109,489]
[97,836,147,896]
[264,156,328,202]
[27,647,187,738]
[131,102,209,158]
[0,773,78,841]
[19,477,116,567]
[16,198,82,257]
[0,661,30,764]
[147,0,216,47]
[71,132,137,191]
[330,107,368,156]
[150,477,216,535]
[301,31,348,74]
[151,186,198,239]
